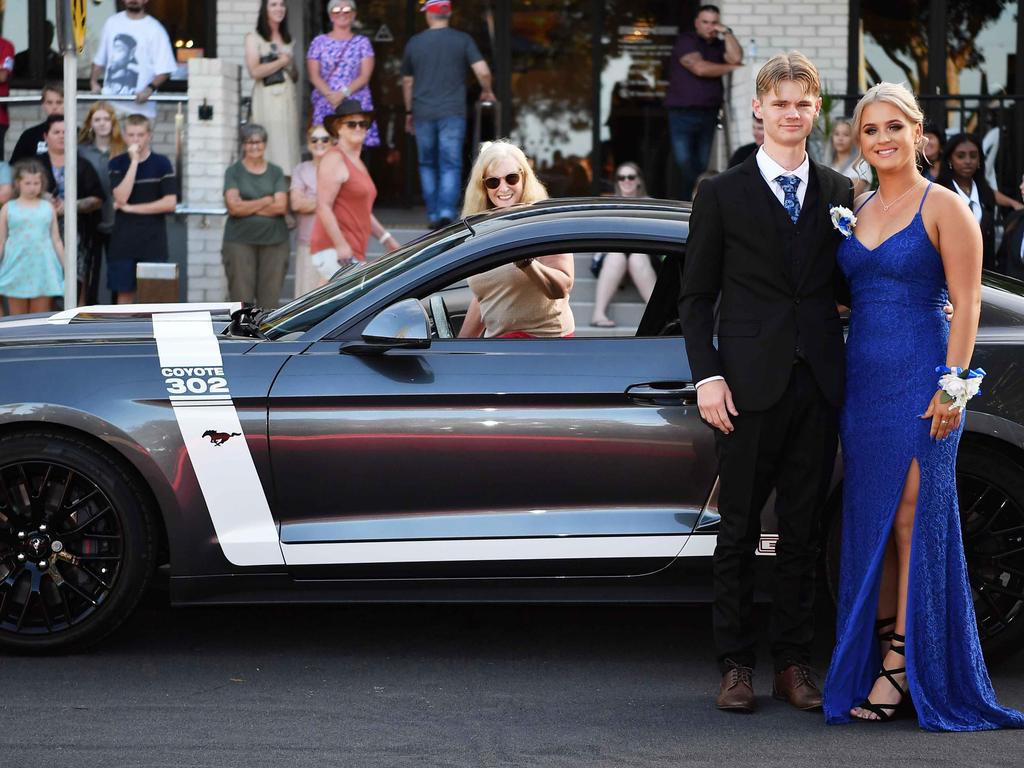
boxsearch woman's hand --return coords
[334,238,354,263]
[327,89,347,108]
[921,389,961,440]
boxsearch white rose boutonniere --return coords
[829,204,857,239]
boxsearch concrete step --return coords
[569,276,644,304]
[573,324,638,338]
[568,300,646,328]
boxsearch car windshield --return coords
[258,225,471,339]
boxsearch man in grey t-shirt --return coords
[401,0,494,227]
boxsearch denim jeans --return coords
[415,115,467,222]
[668,107,718,201]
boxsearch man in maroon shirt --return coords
[665,5,743,200]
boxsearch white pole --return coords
[63,49,78,310]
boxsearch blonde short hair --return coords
[755,51,821,99]
[461,140,549,217]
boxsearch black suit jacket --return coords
[678,152,854,412]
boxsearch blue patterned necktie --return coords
[776,174,801,224]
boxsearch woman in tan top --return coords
[459,141,574,338]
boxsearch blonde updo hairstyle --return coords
[850,82,927,169]
[462,140,549,217]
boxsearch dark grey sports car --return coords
[0,198,1022,656]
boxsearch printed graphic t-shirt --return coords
[92,12,177,120]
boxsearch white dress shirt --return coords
[694,148,812,390]
[953,179,983,223]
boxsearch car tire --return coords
[824,441,1024,661]
[0,430,156,653]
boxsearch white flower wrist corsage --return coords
[829,204,857,239]
[936,366,986,412]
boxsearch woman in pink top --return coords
[310,99,399,275]
[290,124,333,295]
[459,141,574,338]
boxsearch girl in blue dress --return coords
[823,82,1023,730]
[0,159,65,315]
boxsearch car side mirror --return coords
[343,298,431,355]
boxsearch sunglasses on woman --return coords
[617,173,637,181]
[484,172,521,189]
[343,120,370,130]
[310,135,332,144]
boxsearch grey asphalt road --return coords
[1,590,1021,768]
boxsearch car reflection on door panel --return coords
[267,336,719,579]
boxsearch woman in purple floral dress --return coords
[306,0,380,147]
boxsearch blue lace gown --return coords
[823,184,1024,731]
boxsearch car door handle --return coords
[626,382,698,404]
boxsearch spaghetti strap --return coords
[917,181,933,213]
[853,191,877,215]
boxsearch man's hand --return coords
[479,90,496,103]
[404,114,415,135]
[127,143,142,163]
[713,22,732,36]
[90,79,101,93]
[944,302,954,322]
[134,86,154,104]
[697,379,739,434]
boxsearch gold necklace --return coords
[877,179,923,213]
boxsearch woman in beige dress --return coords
[458,141,574,338]
[245,0,301,175]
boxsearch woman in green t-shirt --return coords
[222,123,290,309]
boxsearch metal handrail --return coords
[0,92,188,104]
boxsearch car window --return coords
[423,248,680,340]
[259,226,471,340]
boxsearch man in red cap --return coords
[401,0,495,228]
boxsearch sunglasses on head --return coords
[484,172,521,189]
[342,120,370,129]
[617,173,637,181]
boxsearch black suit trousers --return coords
[712,361,838,673]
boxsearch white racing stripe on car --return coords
[152,311,284,567]
[49,302,243,325]
[281,535,690,566]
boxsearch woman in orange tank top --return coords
[310,99,400,277]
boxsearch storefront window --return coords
[599,0,687,198]
[0,0,213,85]
[510,0,593,196]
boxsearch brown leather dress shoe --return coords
[772,664,823,711]
[716,664,756,712]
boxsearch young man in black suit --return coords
[679,51,854,713]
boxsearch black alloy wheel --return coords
[0,431,155,653]
[958,445,1024,660]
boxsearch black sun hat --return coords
[324,98,373,135]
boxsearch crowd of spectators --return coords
[9,0,1024,322]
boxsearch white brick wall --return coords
[184,58,241,302]
[217,0,263,100]
[722,0,849,157]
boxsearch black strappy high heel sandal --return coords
[855,632,907,723]
[876,616,896,657]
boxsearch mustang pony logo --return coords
[202,429,241,446]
